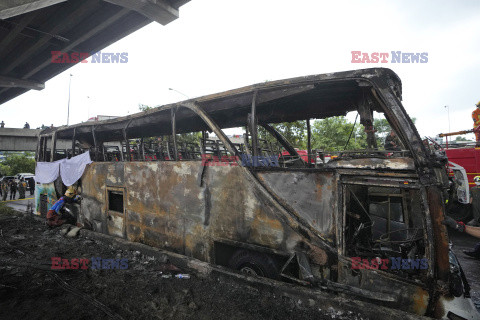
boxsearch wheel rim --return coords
[239,264,263,277]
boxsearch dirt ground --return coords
[1,205,479,320]
[0,208,359,320]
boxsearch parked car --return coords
[0,176,15,184]
[14,173,35,183]
[13,173,35,191]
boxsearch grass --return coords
[0,201,16,216]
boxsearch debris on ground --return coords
[0,211,356,320]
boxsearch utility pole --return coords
[445,105,451,133]
[444,105,451,147]
[67,74,73,125]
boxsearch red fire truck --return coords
[445,147,480,187]
[438,129,478,188]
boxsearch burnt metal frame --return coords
[260,123,300,159]
[171,107,178,161]
[122,119,132,161]
[307,119,311,166]
[36,70,439,274]
[39,69,430,172]
[42,135,48,161]
[339,177,432,278]
[250,91,259,166]
[91,126,98,162]
[176,101,338,257]
[35,135,42,161]
[49,132,56,162]
[369,83,443,282]
[34,71,460,315]
[71,128,76,157]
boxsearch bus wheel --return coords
[228,250,278,279]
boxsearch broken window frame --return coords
[340,178,431,277]
[36,75,424,168]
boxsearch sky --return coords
[1,0,480,140]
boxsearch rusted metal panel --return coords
[80,161,314,262]
[78,160,438,316]
[206,166,303,253]
[256,171,336,243]
[79,163,109,233]
[107,212,124,237]
[124,162,197,254]
[426,187,450,281]
[106,162,125,186]
[77,160,450,318]
[337,260,430,315]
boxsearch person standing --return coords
[472,101,480,142]
[18,179,26,199]
[9,180,17,200]
[384,130,401,151]
[1,182,7,201]
[0,181,4,199]
[28,177,35,196]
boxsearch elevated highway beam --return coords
[0,128,40,151]
[0,0,67,19]
[0,0,190,105]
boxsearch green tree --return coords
[0,153,35,176]
[0,163,10,176]
[371,118,391,148]
[258,121,307,149]
[311,116,367,151]
[138,104,151,112]
[273,121,307,148]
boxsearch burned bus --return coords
[35,68,478,319]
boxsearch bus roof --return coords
[44,68,402,143]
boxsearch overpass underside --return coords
[0,0,190,105]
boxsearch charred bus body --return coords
[35,68,477,319]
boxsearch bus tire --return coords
[228,249,279,279]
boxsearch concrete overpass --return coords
[0,128,69,151]
[0,128,40,151]
[0,0,190,105]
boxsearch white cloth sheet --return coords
[35,151,92,186]
[59,151,93,186]
[35,159,65,184]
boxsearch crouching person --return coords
[46,187,82,227]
